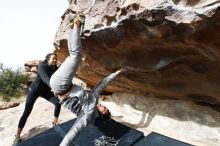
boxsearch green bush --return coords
[0,63,30,101]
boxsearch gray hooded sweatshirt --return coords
[60,70,121,146]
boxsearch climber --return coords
[49,14,126,146]
[58,67,126,146]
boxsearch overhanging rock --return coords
[54,0,220,105]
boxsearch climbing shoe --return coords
[12,136,21,146]
[68,14,85,28]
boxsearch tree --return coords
[0,63,30,101]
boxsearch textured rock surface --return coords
[100,93,220,146]
[24,60,42,82]
[54,0,220,105]
[0,101,20,110]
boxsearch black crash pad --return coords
[17,118,144,146]
[134,132,193,146]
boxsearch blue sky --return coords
[0,0,68,69]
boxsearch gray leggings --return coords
[50,28,82,94]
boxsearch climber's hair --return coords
[44,53,57,63]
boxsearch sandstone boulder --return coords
[54,0,220,105]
